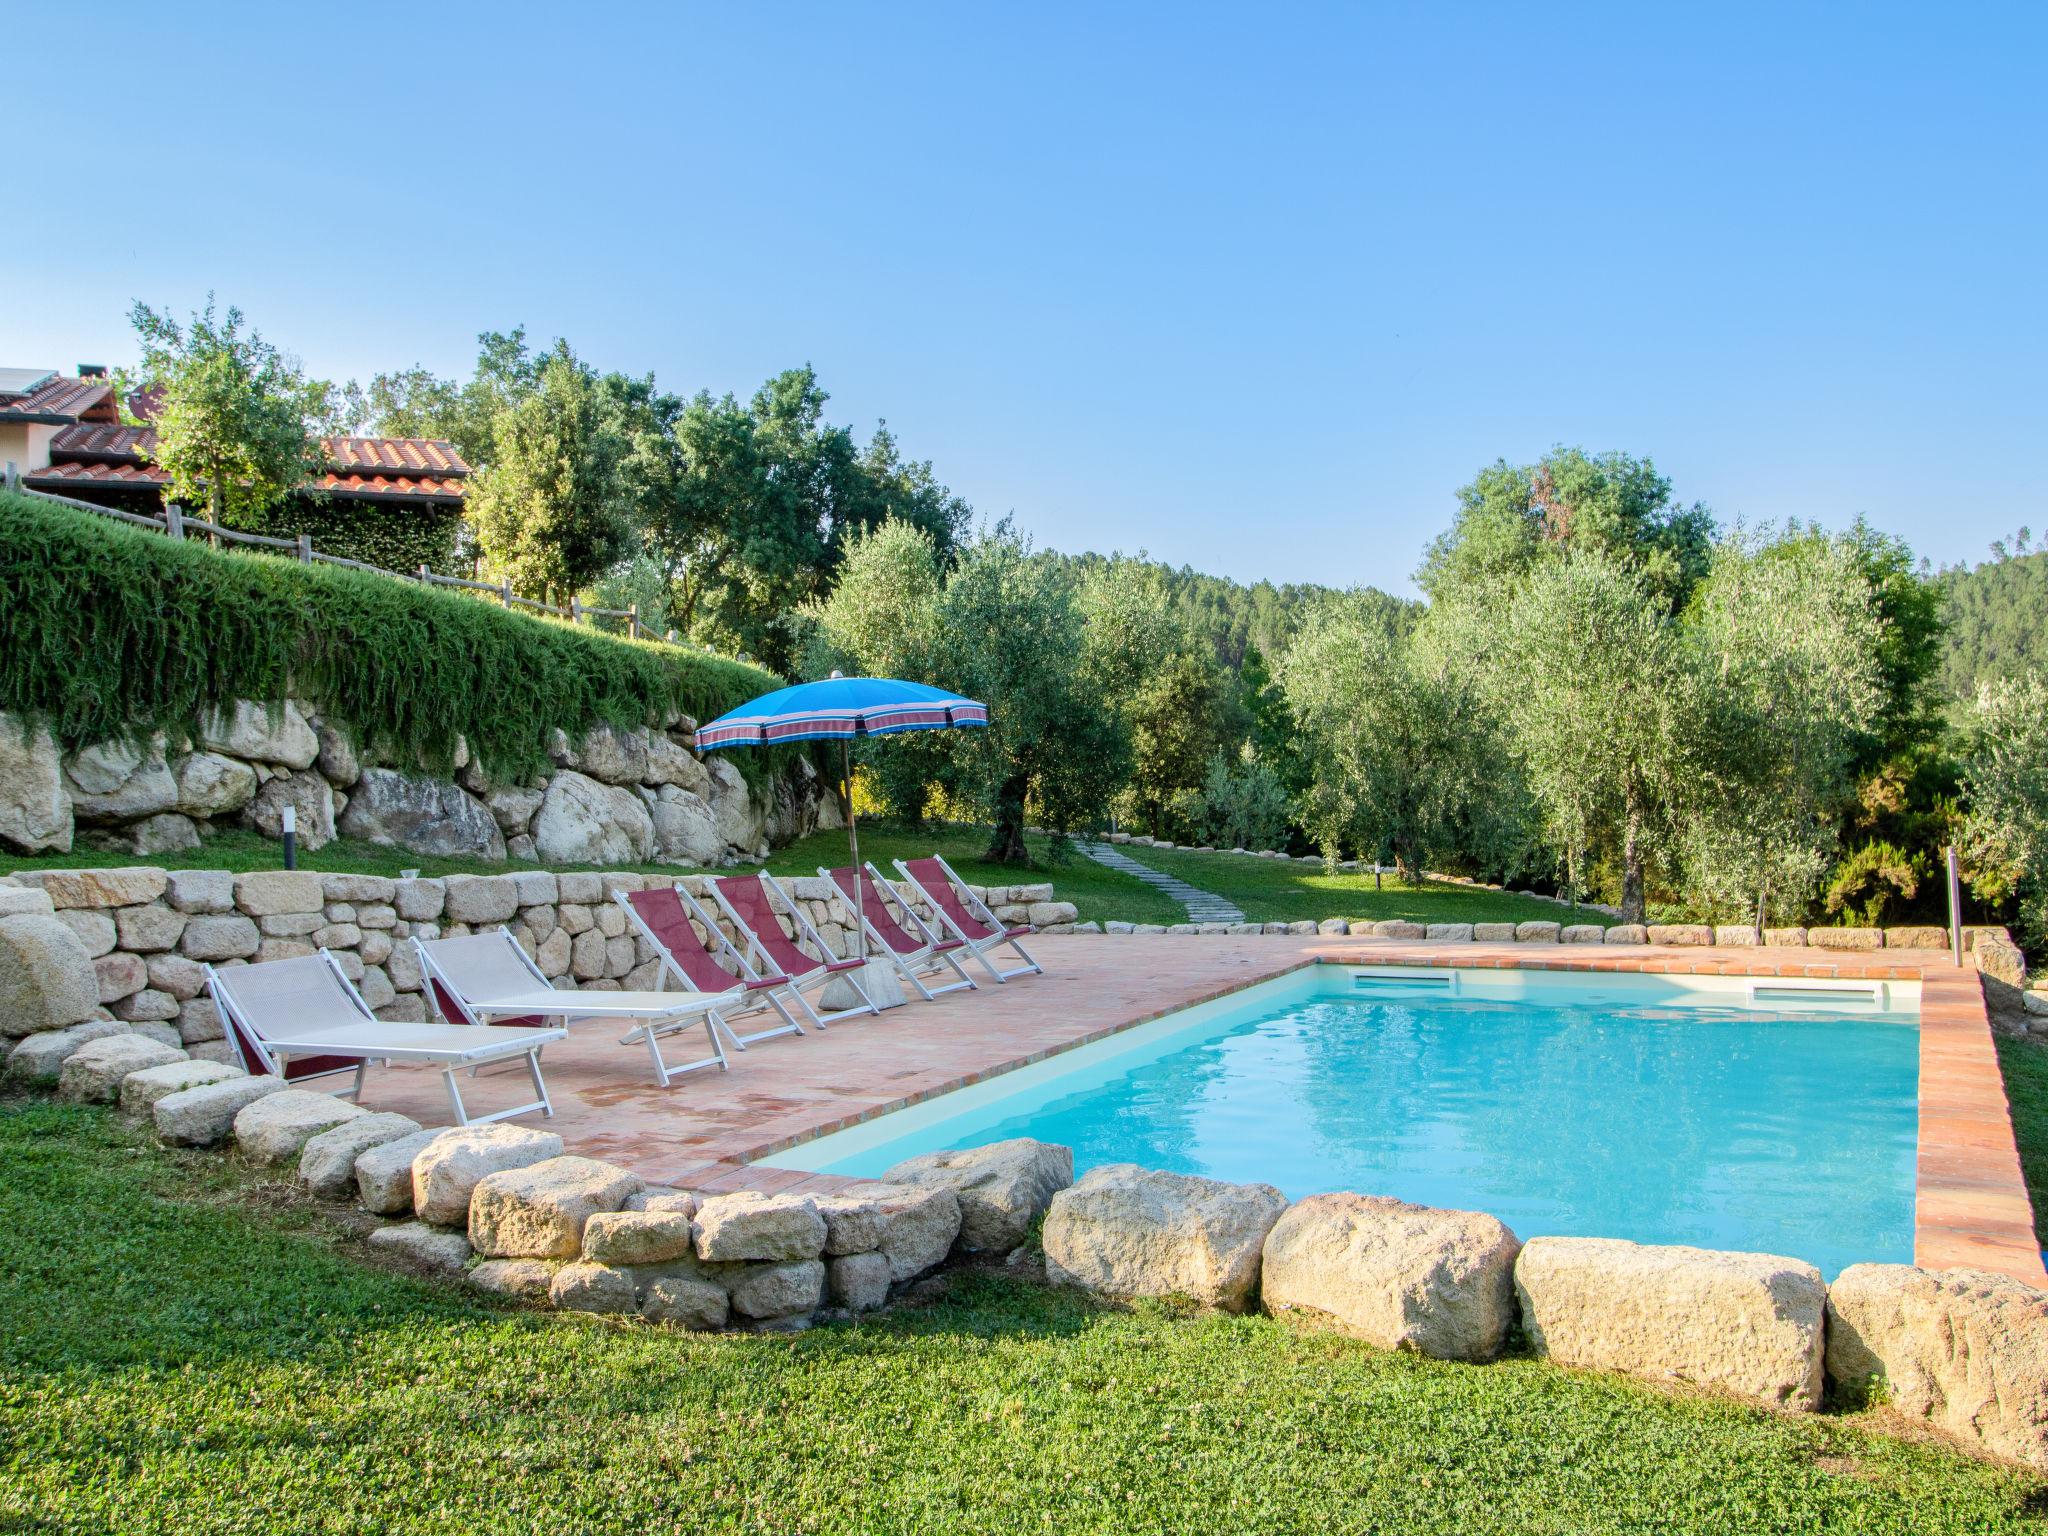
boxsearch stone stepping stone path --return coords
[1078,841,1246,925]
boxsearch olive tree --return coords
[801,518,950,823]
[1079,558,1233,838]
[1959,675,2048,947]
[806,521,1127,862]
[1676,531,1887,934]
[933,529,1129,861]
[1491,547,1686,921]
[1279,592,1502,876]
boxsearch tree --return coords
[364,328,543,467]
[1078,558,1232,836]
[1959,675,2048,948]
[1420,447,1715,613]
[1279,592,1503,875]
[804,521,1126,858]
[1489,547,1686,921]
[929,527,1128,862]
[649,369,969,672]
[468,342,637,607]
[802,519,950,823]
[128,297,328,527]
[1197,746,1293,851]
[1676,530,1888,935]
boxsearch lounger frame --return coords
[821,862,979,1001]
[619,885,810,1052]
[413,928,733,1088]
[205,949,562,1125]
[891,854,1044,983]
[705,874,880,1029]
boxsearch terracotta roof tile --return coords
[50,424,155,465]
[23,460,168,489]
[0,375,116,424]
[316,471,466,504]
[326,436,469,477]
[38,427,468,503]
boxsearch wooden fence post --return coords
[165,504,185,540]
[3,461,16,494]
[500,579,513,608]
[296,533,313,564]
[570,596,582,626]
[417,564,430,584]
[628,603,640,640]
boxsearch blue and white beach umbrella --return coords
[696,673,988,955]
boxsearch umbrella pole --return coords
[844,739,864,961]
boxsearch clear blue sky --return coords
[9,2,2042,591]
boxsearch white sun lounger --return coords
[413,928,739,1088]
[205,949,565,1126]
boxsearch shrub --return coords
[1197,748,1294,851]
[0,492,780,782]
[240,497,463,575]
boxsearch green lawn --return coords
[1111,843,1617,928]
[763,825,1185,926]
[1997,1031,2048,1249]
[3,820,1604,930]
[1,1101,2039,1535]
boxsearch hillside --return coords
[1936,546,2048,700]
[1055,551,1363,668]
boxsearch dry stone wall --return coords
[0,865,1076,1053]
[0,705,838,866]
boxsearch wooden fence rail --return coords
[4,461,649,641]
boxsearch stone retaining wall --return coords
[1032,1159,2048,1469]
[0,703,836,866]
[0,865,1079,1054]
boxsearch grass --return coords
[1997,1031,2048,1248]
[1111,843,1618,928]
[2,1100,2041,1535]
[762,825,1186,926]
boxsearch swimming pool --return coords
[765,965,1921,1277]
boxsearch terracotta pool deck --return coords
[359,934,2046,1286]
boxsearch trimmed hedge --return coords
[0,492,780,781]
[240,496,464,576]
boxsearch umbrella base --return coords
[821,958,908,1012]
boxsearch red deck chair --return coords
[707,873,879,1029]
[617,885,809,1051]
[891,855,1044,983]
[822,863,978,1001]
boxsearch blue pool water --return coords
[772,968,1921,1277]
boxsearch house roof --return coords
[0,373,117,425]
[23,460,168,492]
[37,427,469,506]
[49,424,155,465]
[328,436,470,477]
